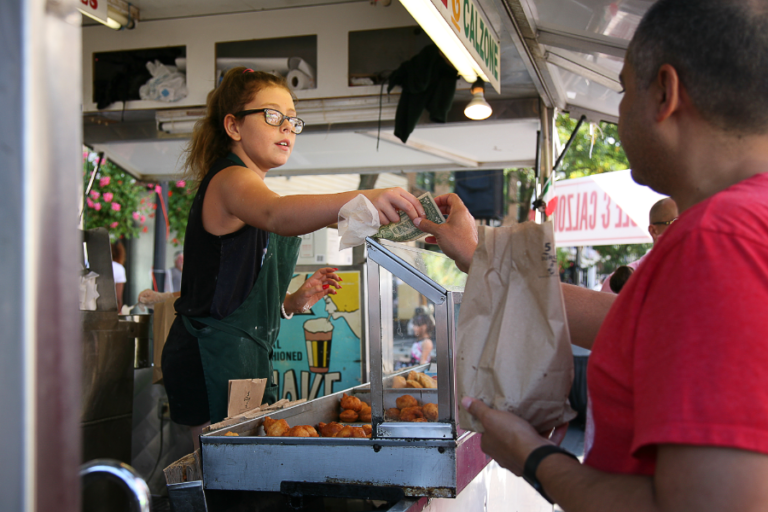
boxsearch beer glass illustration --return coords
[304,317,333,373]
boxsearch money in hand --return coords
[375,192,445,242]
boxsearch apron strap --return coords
[181,314,271,352]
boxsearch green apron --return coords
[182,154,301,424]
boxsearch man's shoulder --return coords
[687,173,768,239]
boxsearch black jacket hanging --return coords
[387,44,458,143]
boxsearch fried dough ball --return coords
[340,393,363,412]
[263,417,290,437]
[283,425,319,437]
[399,406,424,422]
[396,394,418,409]
[412,418,428,422]
[317,422,345,438]
[339,409,359,422]
[391,375,407,389]
[362,424,372,437]
[224,431,239,436]
[405,380,423,388]
[358,403,372,422]
[416,373,437,389]
[423,403,438,422]
[407,371,419,382]
[385,408,401,421]
[336,425,367,438]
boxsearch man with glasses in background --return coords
[600,197,678,293]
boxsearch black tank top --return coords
[174,156,269,320]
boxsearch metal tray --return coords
[200,381,486,498]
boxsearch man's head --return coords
[174,250,183,270]
[627,0,768,135]
[648,197,678,244]
[620,1,768,199]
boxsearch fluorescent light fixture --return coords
[160,121,198,134]
[81,5,135,30]
[464,79,492,120]
[399,0,488,84]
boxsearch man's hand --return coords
[461,396,552,475]
[413,193,478,273]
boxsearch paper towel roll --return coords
[175,57,187,72]
[286,69,314,90]
[216,57,291,74]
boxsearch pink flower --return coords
[86,198,94,208]
[132,211,140,221]
[111,202,121,211]
[176,180,186,188]
[100,157,107,165]
[94,202,102,211]
[89,190,100,200]
[103,192,113,202]
[99,177,110,187]
[154,185,162,194]
[82,151,89,160]
[140,215,146,223]
[110,222,119,228]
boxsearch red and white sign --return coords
[551,170,666,247]
[78,0,108,24]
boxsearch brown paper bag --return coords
[227,379,267,418]
[457,223,576,433]
[152,296,178,384]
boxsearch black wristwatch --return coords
[522,445,579,504]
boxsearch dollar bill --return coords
[375,192,446,242]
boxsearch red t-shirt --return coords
[584,173,768,475]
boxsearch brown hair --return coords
[110,241,126,265]
[182,68,291,183]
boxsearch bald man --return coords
[599,197,678,293]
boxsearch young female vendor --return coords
[162,68,425,441]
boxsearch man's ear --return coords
[655,64,682,123]
[224,114,242,142]
[648,224,658,243]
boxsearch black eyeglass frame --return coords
[233,108,305,134]
[651,217,678,226]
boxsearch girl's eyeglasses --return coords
[234,108,305,134]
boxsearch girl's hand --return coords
[363,188,426,225]
[284,268,341,315]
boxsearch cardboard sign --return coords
[227,378,266,418]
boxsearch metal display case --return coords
[200,238,487,499]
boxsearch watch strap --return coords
[522,445,579,504]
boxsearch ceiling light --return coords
[464,79,492,120]
[399,0,488,84]
[81,5,136,30]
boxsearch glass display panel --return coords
[377,240,467,292]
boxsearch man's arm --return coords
[463,398,768,512]
[561,283,616,350]
[414,193,615,350]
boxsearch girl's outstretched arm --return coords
[206,165,425,237]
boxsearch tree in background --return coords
[554,113,652,276]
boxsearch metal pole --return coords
[153,182,169,291]
[1,1,83,511]
[553,114,587,172]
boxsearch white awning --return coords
[551,169,665,247]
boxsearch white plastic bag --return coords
[139,60,188,102]
[337,195,381,250]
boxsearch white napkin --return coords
[338,195,380,250]
[79,271,100,311]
